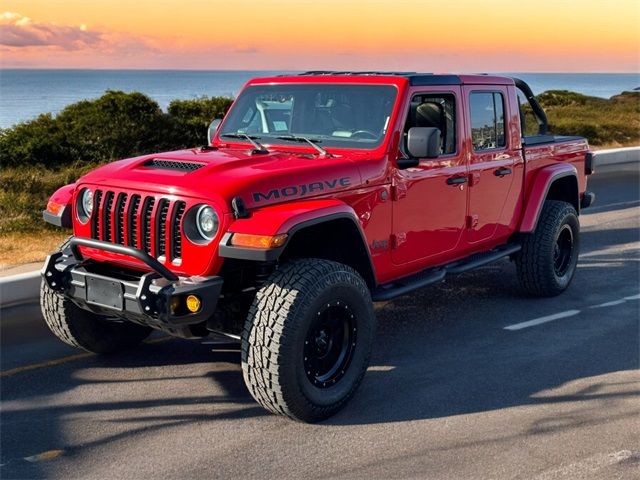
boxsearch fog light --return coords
[186,295,201,313]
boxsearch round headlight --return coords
[82,189,93,216]
[196,205,218,240]
[76,188,93,223]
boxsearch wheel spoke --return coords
[303,302,356,388]
[554,224,574,276]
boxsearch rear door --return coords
[463,86,523,245]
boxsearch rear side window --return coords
[469,92,505,151]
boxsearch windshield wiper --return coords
[220,133,269,154]
[275,135,332,157]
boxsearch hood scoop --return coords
[143,158,206,172]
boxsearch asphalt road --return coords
[1,164,638,480]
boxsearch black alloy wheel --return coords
[553,224,574,277]
[303,300,357,388]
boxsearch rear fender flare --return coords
[518,164,579,233]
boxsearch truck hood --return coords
[78,147,365,213]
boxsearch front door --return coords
[391,87,469,266]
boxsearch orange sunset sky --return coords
[1,0,639,71]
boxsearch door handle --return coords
[494,167,513,177]
[446,175,468,186]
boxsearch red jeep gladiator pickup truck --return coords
[41,72,595,422]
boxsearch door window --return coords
[404,93,457,155]
[469,92,505,151]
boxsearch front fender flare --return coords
[218,199,365,262]
[518,164,578,233]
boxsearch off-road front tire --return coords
[516,200,580,297]
[241,259,376,423]
[40,239,152,354]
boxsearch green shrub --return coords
[54,90,171,164]
[0,113,68,168]
[0,91,234,169]
[167,96,233,148]
[0,91,171,168]
[537,90,607,108]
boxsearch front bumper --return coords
[42,237,223,328]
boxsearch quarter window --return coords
[470,92,505,151]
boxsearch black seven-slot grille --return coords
[90,189,186,263]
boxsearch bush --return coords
[167,97,233,148]
[0,91,233,169]
[0,113,68,168]
[54,91,171,165]
[537,90,606,108]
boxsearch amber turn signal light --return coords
[186,295,202,313]
[46,201,64,215]
[230,233,288,249]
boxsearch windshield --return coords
[218,84,397,149]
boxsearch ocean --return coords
[0,70,638,129]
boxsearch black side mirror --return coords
[207,118,222,144]
[407,127,441,159]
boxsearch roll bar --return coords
[512,77,548,135]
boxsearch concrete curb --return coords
[594,147,640,167]
[0,270,41,308]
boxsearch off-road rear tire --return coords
[241,259,376,423]
[516,200,580,297]
[40,239,152,354]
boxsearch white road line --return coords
[589,293,640,309]
[503,310,581,331]
[590,299,627,308]
[507,293,639,330]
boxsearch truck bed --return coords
[522,135,586,146]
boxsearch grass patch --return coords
[0,163,100,234]
[0,164,85,269]
[0,230,69,269]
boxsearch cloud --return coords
[0,12,102,49]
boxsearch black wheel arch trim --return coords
[219,212,377,285]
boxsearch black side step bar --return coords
[372,243,521,301]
